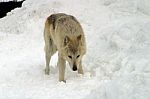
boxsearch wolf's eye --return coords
[76,55,80,58]
[68,56,72,59]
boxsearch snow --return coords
[138,0,150,15]
[0,0,150,99]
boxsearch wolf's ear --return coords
[64,36,70,46]
[77,35,82,41]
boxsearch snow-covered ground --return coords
[0,0,150,99]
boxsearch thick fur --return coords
[44,13,86,82]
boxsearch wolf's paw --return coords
[78,69,84,75]
[59,79,66,83]
[45,68,50,75]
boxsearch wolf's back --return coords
[46,13,67,30]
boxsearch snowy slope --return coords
[0,0,150,99]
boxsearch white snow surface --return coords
[0,0,150,99]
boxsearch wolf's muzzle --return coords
[73,65,77,71]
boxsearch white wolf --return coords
[44,13,86,82]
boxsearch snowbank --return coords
[0,0,150,99]
[138,0,150,15]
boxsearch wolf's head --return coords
[61,35,86,71]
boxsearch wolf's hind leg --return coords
[44,35,57,75]
[44,38,51,75]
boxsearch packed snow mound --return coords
[0,0,150,99]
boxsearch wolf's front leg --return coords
[58,55,66,82]
[78,61,84,74]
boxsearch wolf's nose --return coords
[73,65,77,71]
